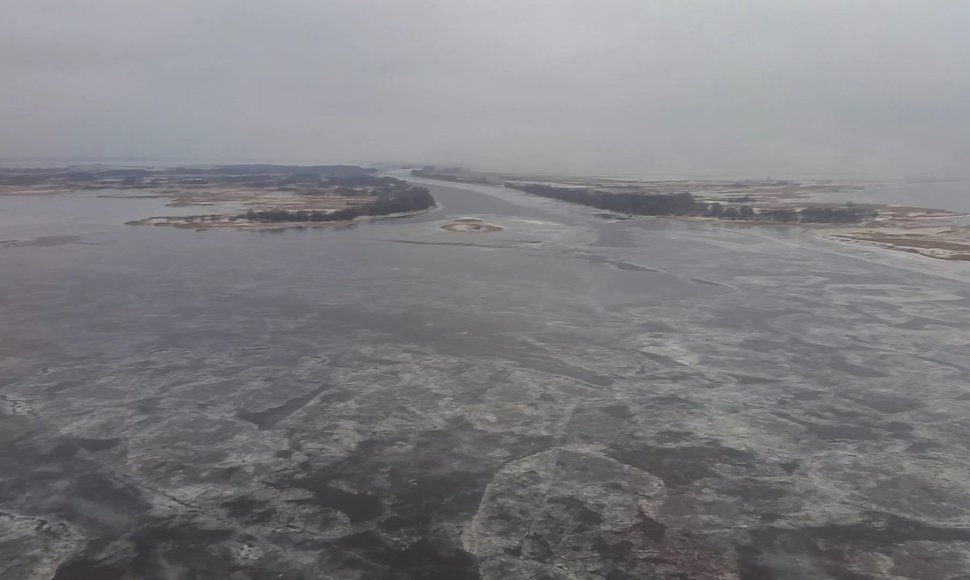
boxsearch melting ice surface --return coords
[2,178,970,578]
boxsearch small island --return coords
[0,165,437,231]
[440,217,503,233]
[130,180,436,230]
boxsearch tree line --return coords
[505,183,875,223]
[241,186,435,223]
[702,202,875,223]
[507,184,699,215]
[410,167,489,184]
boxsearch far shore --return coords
[409,170,970,263]
[126,205,438,232]
[0,164,438,234]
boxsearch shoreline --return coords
[0,165,438,234]
[411,174,970,264]
[126,204,439,232]
[662,212,970,262]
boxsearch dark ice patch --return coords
[611,444,755,488]
[330,532,481,580]
[73,438,121,452]
[52,560,125,580]
[236,386,328,430]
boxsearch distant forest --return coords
[410,167,488,184]
[506,183,875,224]
[242,185,435,223]
[0,164,379,188]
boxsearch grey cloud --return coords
[2,0,969,177]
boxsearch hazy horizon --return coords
[3,1,969,178]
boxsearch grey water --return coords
[2,178,970,579]
[859,179,970,213]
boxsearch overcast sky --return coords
[2,1,969,177]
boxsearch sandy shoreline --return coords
[664,209,970,262]
[440,217,503,233]
[126,205,438,232]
